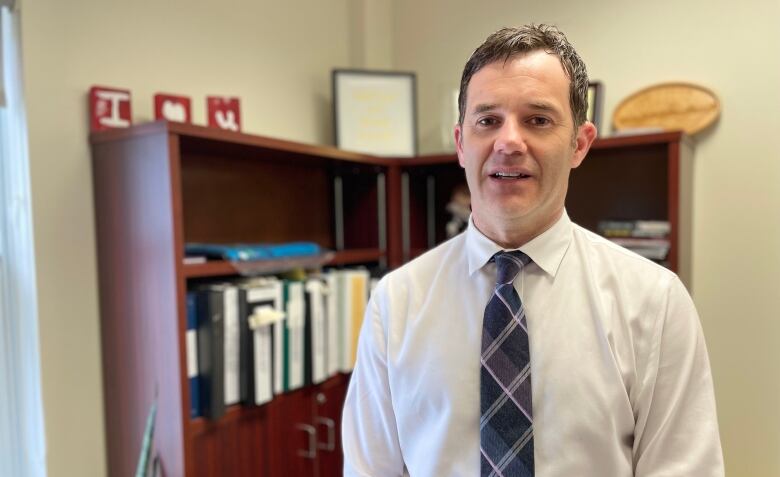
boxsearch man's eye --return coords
[529,116,551,126]
[477,117,499,127]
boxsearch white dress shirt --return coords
[342,211,724,477]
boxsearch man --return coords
[342,25,723,477]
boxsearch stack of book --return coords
[598,220,671,265]
[186,267,378,420]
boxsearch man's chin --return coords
[472,208,535,233]
[489,205,536,222]
[478,205,563,234]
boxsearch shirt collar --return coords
[466,210,573,277]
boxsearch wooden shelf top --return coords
[394,154,458,166]
[590,130,687,150]
[91,123,688,171]
[90,120,394,167]
[90,123,690,176]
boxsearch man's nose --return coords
[493,119,528,156]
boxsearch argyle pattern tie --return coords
[480,251,534,477]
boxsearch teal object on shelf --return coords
[185,242,322,261]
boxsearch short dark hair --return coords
[457,24,589,128]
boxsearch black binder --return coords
[196,286,226,419]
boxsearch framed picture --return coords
[587,81,603,134]
[333,69,417,157]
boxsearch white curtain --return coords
[0,3,47,477]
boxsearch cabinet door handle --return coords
[316,417,336,451]
[295,423,317,459]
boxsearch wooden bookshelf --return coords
[91,121,389,477]
[388,131,693,283]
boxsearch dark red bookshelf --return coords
[387,131,692,282]
[91,122,386,477]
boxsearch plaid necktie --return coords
[480,251,534,476]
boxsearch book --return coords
[598,220,670,238]
[608,237,670,248]
[338,269,370,372]
[195,286,226,419]
[609,237,671,261]
[222,285,240,406]
[237,286,251,404]
[348,269,370,371]
[283,280,306,392]
[305,278,328,385]
[185,291,201,418]
[241,278,283,406]
[237,278,277,404]
[324,272,340,378]
[335,270,349,373]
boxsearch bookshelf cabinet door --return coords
[275,388,319,476]
[189,403,277,477]
[314,376,349,477]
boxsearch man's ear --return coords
[571,121,597,169]
[455,123,465,168]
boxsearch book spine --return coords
[282,282,291,392]
[223,286,240,406]
[238,288,253,405]
[197,289,225,419]
[303,284,313,387]
[186,291,201,418]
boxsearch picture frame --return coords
[332,69,417,157]
[587,81,604,134]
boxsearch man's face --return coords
[455,50,596,244]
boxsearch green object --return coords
[282,282,290,392]
[135,398,157,477]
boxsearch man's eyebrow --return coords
[471,103,499,115]
[527,101,560,113]
[470,101,563,115]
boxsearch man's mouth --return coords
[490,171,531,180]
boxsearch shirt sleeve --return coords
[342,280,405,477]
[633,276,724,476]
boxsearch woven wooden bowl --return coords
[612,82,720,135]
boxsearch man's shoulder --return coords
[568,223,694,330]
[570,222,679,286]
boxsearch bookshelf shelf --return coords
[183,260,244,278]
[182,249,383,279]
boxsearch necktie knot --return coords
[493,251,531,285]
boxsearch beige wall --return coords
[393,0,780,474]
[20,0,780,475]
[20,1,356,475]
